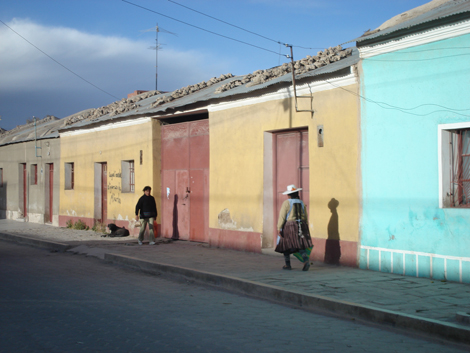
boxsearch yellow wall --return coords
[209,83,360,243]
[59,119,161,226]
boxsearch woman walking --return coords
[275,184,313,271]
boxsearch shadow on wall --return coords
[324,198,341,265]
[172,194,179,240]
[0,182,6,219]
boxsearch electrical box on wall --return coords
[317,125,324,147]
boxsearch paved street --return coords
[0,241,467,353]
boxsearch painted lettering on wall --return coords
[108,169,122,204]
[110,192,121,204]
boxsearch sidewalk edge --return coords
[105,252,470,345]
[0,233,70,252]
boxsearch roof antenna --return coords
[142,24,177,91]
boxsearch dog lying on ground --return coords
[102,223,130,237]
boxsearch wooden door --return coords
[21,163,27,217]
[274,130,309,229]
[48,164,53,223]
[161,120,209,241]
[101,163,107,223]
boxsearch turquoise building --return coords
[355,1,470,283]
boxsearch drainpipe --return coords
[34,117,41,158]
[286,45,315,114]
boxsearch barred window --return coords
[440,126,470,208]
[65,162,74,190]
[121,160,135,193]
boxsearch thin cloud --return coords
[0,18,232,128]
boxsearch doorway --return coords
[161,120,209,242]
[45,163,53,223]
[19,163,27,218]
[273,129,309,240]
[94,162,108,224]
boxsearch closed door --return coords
[101,163,107,223]
[161,120,209,241]
[21,163,27,217]
[48,164,53,223]
[274,130,309,230]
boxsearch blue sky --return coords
[0,0,430,130]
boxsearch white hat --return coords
[282,184,302,195]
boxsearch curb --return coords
[105,252,470,346]
[0,233,71,252]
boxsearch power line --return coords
[122,0,287,57]
[323,78,470,117]
[0,19,120,100]
[166,0,325,50]
[376,47,470,54]
[167,0,280,45]
[366,53,470,62]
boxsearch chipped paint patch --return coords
[218,209,237,229]
[218,209,255,232]
[66,210,78,217]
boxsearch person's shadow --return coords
[171,194,179,240]
[324,198,341,265]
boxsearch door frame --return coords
[262,128,309,248]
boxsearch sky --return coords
[0,0,431,130]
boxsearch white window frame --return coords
[438,122,470,208]
[65,162,74,190]
[121,160,135,193]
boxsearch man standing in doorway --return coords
[135,186,158,245]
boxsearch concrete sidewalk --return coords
[1,219,469,345]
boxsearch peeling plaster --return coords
[218,209,254,232]
[218,209,237,229]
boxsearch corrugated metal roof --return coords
[0,118,65,147]
[347,0,470,44]
[59,48,359,131]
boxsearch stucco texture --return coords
[209,83,361,246]
[0,138,60,224]
[59,119,161,228]
[360,33,470,281]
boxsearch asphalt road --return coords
[0,241,467,353]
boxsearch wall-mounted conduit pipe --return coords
[287,45,314,114]
[34,117,42,158]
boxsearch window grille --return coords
[121,160,135,193]
[65,163,74,190]
[129,161,135,193]
[449,129,470,207]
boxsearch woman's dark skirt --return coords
[275,220,313,254]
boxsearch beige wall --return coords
[0,138,61,224]
[59,118,161,227]
[209,82,360,245]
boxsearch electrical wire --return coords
[374,47,470,54]
[366,53,470,62]
[122,0,286,56]
[0,19,120,100]
[323,78,470,117]
[166,0,325,50]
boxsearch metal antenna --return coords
[142,24,177,91]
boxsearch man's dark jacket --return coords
[135,195,158,219]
